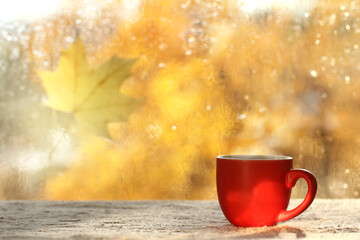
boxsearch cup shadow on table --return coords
[203,224,306,239]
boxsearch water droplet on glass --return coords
[330,58,336,66]
[259,106,267,113]
[304,12,310,18]
[158,43,168,50]
[340,5,346,10]
[310,70,318,77]
[34,25,43,31]
[180,0,190,9]
[158,62,165,68]
[343,183,348,189]
[315,39,320,45]
[330,14,336,25]
[75,19,82,25]
[9,47,20,60]
[33,50,43,57]
[206,105,212,111]
[344,11,350,17]
[237,113,247,120]
[65,36,74,43]
[345,76,351,85]
[354,44,359,50]
[172,125,177,131]
[188,37,195,43]
[345,24,351,30]
[5,35,13,42]
[345,169,350,174]
[185,50,192,55]
[41,96,48,103]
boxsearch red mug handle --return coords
[277,169,317,222]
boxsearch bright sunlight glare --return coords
[238,0,317,15]
[0,0,64,22]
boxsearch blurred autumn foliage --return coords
[0,0,359,199]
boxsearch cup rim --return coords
[217,155,292,160]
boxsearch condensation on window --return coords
[0,0,359,200]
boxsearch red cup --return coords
[216,155,317,227]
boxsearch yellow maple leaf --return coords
[38,38,141,138]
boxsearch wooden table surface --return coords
[0,199,359,239]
